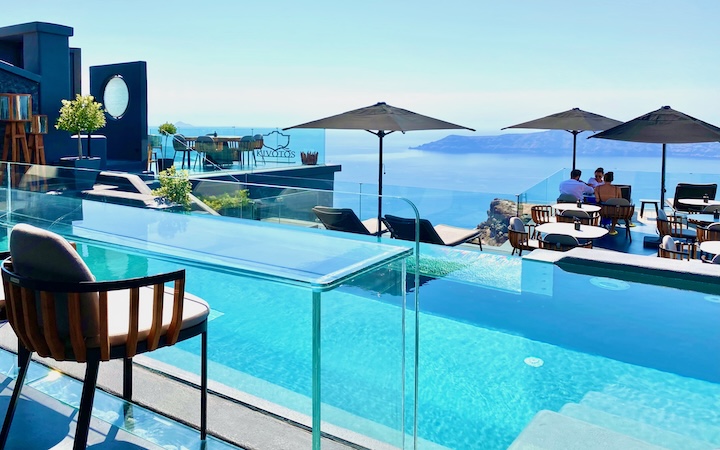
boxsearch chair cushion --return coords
[660,235,676,251]
[433,224,481,246]
[100,286,209,347]
[9,224,99,339]
[509,217,525,232]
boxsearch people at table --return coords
[594,171,623,235]
[559,169,594,201]
[587,167,605,188]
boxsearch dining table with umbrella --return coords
[283,102,475,229]
[502,107,623,171]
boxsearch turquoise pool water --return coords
[73,242,720,449]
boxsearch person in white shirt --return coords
[587,167,605,188]
[559,169,594,200]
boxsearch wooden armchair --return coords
[557,209,596,226]
[508,217,538,256]
[658,235,696,260]
[656,209,697,242]
[599,199,635,240]
[538,233,593,251]
[531,205,554,226]
[0,224,209,449]
[696,222,720,243]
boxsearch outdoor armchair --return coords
[312,206,387,236]
[556,209,596,226]
[538,233,593,251]
[667,183,718,212]
[0,224,209,450]
[530,205,554,227]
[382,214,482,249]
[508,217,538,256]
[656,209,697,242]
[658,235,696,260]
[599,198,635,240]
[697,222,720,243]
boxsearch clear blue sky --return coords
[4,1,719,134]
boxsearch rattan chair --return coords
[656,209,697,242]
[508,217,538,256]
[172,134,194,169]
[696,222,720,243]
[0,224,209,450]
[599,198,635,240]
[531,205,554,226]
[658,235,696,260]
[557,209,595,226]
[538,233,592,251]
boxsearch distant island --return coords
[411,130,720,158]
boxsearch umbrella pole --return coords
[377,131,385,232]
[661,143,667,208]
[571,130,579,171]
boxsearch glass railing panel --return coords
[0,162,420,449]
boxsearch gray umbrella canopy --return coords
[503,107,623,170]
[284,102,475,223]
[589,106,720,206]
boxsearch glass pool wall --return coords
[1,163,720,449]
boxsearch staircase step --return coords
[560,403,716,450]
[609,373,720,419]
[580,391,720,445]
[603,384,720,426]
[508,410,666,450]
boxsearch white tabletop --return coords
[551,203,602,213]
[699,241,720,255]
[678,198,720,207]
[535,222,609,239]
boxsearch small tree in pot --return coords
[55,94,106,158]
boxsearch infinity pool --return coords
[76,242,720,450]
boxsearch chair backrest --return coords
[531,205,553,225]
[561,210,590,219]
[5,224,99,348]
[383,214,445,245]
[657,208,667,221]
[702,204,720,213]
[540,233,579,251]
[657,234,690,260]
[604,198,630,206]
[697,222,720,242]
[252,134,264,150]
[238,135,253,151]
[172,134,189,151]
[558,209,593,225]
[672,183,718,211]
[557,193,577,203]
[509,217,526,232]
[312,206,372,235]
[194,135,215,153]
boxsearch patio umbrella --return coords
[502,107,623,171]
[588,106,720,207]
[283,102,475,225]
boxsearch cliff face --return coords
[477,198,516,246]
[412,130,720,157]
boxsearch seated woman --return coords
[594,172,622,235]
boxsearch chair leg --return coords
[123,357,133,400]
[73,359,100,450]
[201,330,207,440]
[0,346,31,448]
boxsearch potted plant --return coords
[157,122,177,172]
[301,151,318,165]
[152,166,192,211]
[55,94,106,190]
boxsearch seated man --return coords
[559,169,594,201]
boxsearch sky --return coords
[3,1,720,138]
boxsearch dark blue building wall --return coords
[0,22,75,162]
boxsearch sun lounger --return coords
[382,214,482,249]
[312,206,387,236]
